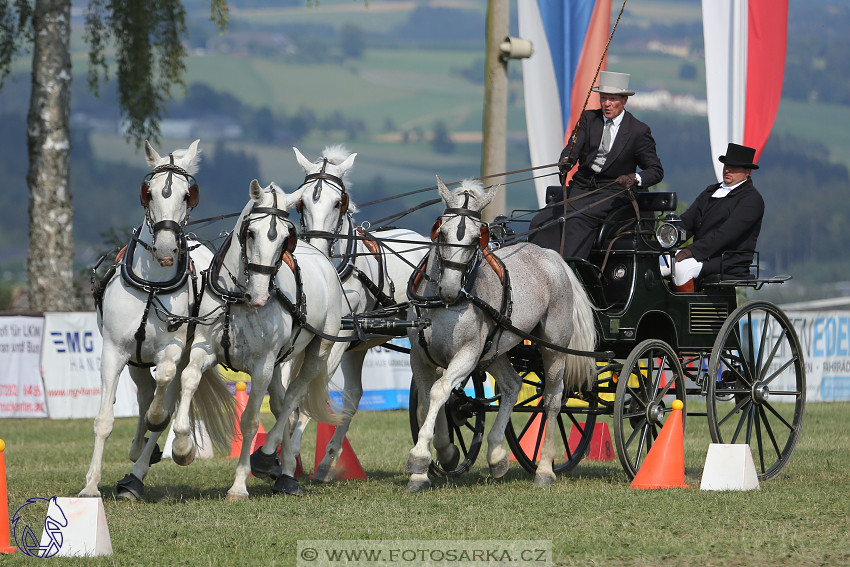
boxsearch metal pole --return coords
[481,0,509,222]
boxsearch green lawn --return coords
[1,402,848,566]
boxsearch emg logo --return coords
[11,496,67,558]
[50,331,95,354]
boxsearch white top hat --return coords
[592,71,635,96]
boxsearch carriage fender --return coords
[635,310,677,348]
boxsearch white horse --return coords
[293,145,430,482]
[172,179,345,500]
[405,177,598,491]
[80,140,235,499]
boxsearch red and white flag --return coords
[703,0,788,181]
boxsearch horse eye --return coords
[334,200,341,209]
[247,230,255,239]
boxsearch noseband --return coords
[139,154,200,242]
[238,190,297,280]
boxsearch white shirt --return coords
[711,178,748,198]
[603,111,642,186]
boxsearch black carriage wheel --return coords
[613,339,686,479]
[706,300,806,481]
[408,371,486,478]
[503,369,599,476]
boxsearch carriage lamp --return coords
[655,222,681,249]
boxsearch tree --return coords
[0,0,229,311]
[339,22,365,59]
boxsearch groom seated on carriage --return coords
[659,142,765,292]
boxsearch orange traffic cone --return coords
[1,439,17,554]
[630,399,689,489]
[568,422,615,461]
[229,381,267,458]
[510,412,546,462]
[312,422,366,480]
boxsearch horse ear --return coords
[145,140,161,167]
[249,179,264,202]
[293,147,312,173]
[338,152,357,176]
[436,175,453,206]
[478,183,501,211]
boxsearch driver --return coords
[660,142,765,292]
[528,71,664,260]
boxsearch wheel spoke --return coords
[762,356,797,387]
[761,398,796,431]
[758,326,787,383]
[757,403,783,462]
[729,401,752,443]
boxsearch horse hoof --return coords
[272,474,305,496]
[116,473,144,501]
[171,439,196,466]
[489,456,510,479]
[78,488,101,498]
[406,476,432,493]
[250,448,279,480]
[226,491,249,502]
[437,445,460,472]
[313,462,336,483]
[144,414,170,433]
[533,472,556,487]
[405,454,431,475]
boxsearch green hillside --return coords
[1,0,848,304]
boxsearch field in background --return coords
[1,402,848,566]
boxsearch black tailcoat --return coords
[679,177,764,278]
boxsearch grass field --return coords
[1,402,848,566]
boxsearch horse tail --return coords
[188,365,237,455]
[297,348,342,427]
[563,265,598,391]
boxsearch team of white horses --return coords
[81,140,597,500]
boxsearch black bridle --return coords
[297,158,349,244]
[139,154,200,245]
[238,190,297,281]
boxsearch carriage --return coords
[406,185,806,483]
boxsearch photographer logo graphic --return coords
[11,496,67,558]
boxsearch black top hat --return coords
[718,142,759,169]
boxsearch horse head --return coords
[239,179,300,308]
[293,145,357,257]
[140,139,201,267]
[433,176,498,304]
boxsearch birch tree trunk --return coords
[26,0,74,311]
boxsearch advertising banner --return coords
[40,312,138,419]
[0,315,48,418]
[329,338,414,411]
[785,310,850,401]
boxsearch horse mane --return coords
[456,178,486,199]
[321,144,353,169]
[163,145,202,176]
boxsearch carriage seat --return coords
[593,191,678,250]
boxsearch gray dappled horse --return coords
[406,177,598,491]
